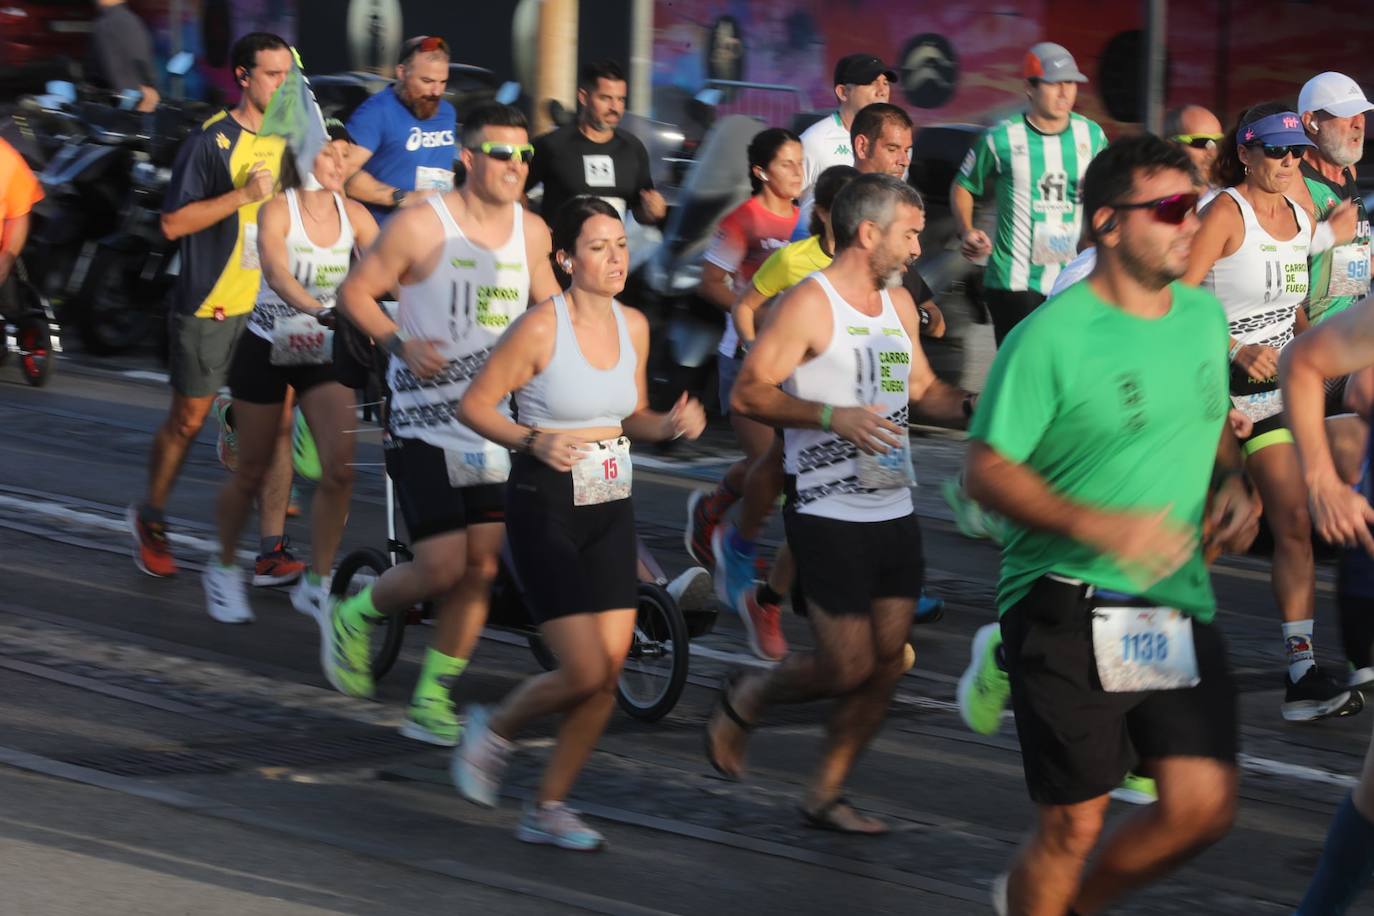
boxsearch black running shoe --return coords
[1282,665,1365,722]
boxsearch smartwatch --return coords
[391,188,406,208]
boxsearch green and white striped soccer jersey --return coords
[956,113,1107,296]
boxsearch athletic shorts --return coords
[983,288,1046,347]
[1239,411,1291,457]
[168,310,249,397]
[1001,575,1238,806]
[717,353,743,415]
[782,499,924,616]
[504,452,638,622]
[228,330,339,405]
[383,435,504,543]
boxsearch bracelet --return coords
[521,428,540,453]
[1210,467,1245,492]
[383,329,408,357]
[819,404,834,432]
[1227,341,1242,363]
[962,392,977,419]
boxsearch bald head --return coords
[1164,105,1223,178]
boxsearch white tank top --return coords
[514,294,638,430]
[1203,187,1311,355]
[387,196,531,454]
[248,190,354,342]
[782,272,914,522]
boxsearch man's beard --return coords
[868,251,907,289]
[1316,129,1362,168]
[1117,238,1182,292]
[400,87,440,120]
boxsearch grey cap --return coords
[1024,42,1088,84]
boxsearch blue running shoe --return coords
[712,524,756,614]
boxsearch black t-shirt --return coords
[90,4,156,92]
[527,124,654,225]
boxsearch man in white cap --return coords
[952,41,1107,345]
[1291,72,1372,326]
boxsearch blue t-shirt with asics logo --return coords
[346,85,458,222]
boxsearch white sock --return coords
[1283,619,1316,682]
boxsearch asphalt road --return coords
[0,353,1371,915]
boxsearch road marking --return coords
[121,369,171,384]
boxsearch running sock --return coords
[727,526,755,557]
[413,648,468,704]
[339,584,386,626]
[704,479,743,519]
[304,570,323,587]
[1284,619,1317,682]
[138,504,165,526]
[1297,794,1374,915]
[260,535,285,556]
[757,582,782,607]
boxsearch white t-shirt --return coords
[798,111,853,211]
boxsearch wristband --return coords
[521,428,540,453]
[1227,341,1242,363]
[383,329,408,357]
[1310,219,1337,255]
[1210,467,1245,492]
[819,404,834,432]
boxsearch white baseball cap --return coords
[1299,72,1373,119]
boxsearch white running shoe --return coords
[290,575,331,622]
[203,562,254,624]
[451,704,512,808]
[991,873,1009,916]
[666,566,713,611]
[515,801,605,851]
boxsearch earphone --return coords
[561,260,572,272]
[1100,215,1118,233]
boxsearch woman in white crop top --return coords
[1184,103,1359,719]
[210,127,378,627]
[454,197,705,847]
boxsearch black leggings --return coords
[985,288,1047,346]
[505,453,638,623]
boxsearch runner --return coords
[326,103,559,747]
[1283,296,1374,915]
[204,123,379,624]
[1184,102,1361,722]
[0,136,41,305]
[344,35,457,222]
[966,133,1258,915]
[952,41,1107,345]
[703,174,975,833]
[127,33,301,583]
[452,196,706,850]
[682,127,801,570]
[1291,72,1372,326]
[525,59,665,226]
[794,53,896,235]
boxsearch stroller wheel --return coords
[16,315,54,387]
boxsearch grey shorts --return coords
[168,311,250,397]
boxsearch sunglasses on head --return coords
[1170,133,1221,150]
[468,142,535,164]
[400,35,449,63]
[1109,191,1200,225]
[1246,142,1304,160]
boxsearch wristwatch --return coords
[391,188,406,208]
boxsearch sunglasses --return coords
[1170,133,1221,150]
[468,142,535,164]
[400,35,449,63]
[1246,143,1304,160]
[1110,191,1200,225]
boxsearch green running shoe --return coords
[292,407,321,481]
[1110,772,1159,805]
[319,595,375,698]
[942,475,991,541]
[957,623,1010,735]
[400,695,462,747]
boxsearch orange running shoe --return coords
[127,505,176,578]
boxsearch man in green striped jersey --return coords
[952,41,1108,346]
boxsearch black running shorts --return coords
[504,452,638,622]
[228,330,339,405]
[383,435,504,543]
[782,497,924,617]
[1001,575,1238,806]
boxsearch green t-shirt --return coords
[1303,162,1371,325]
[969,280,1230,621]
[955,113,1107,296]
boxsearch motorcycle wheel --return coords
[77,247,152,356]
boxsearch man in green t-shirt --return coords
[961,135,1258,915]
[951,41,1108,346]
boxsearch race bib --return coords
[415,166,455,193]
[270,311,333,366]
[1229,388,1283,424]
[241,223,261,271]
[1091,601,1200,692]
[571,437,632,506]
[1031,222,1076,267]
[444,442,512,487]
[1329,242,1372,299]
[856,432,917,490]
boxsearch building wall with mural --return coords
[652,0,1374,132]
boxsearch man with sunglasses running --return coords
[328,103,559,746]
[525,59,665,227]
[969,133,1257,916]
[345,36,458,222]
[1291,72,1372,326]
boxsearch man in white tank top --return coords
[331,103,559,746]
[703,174,976,833]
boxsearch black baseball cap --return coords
[834,53,897,87]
